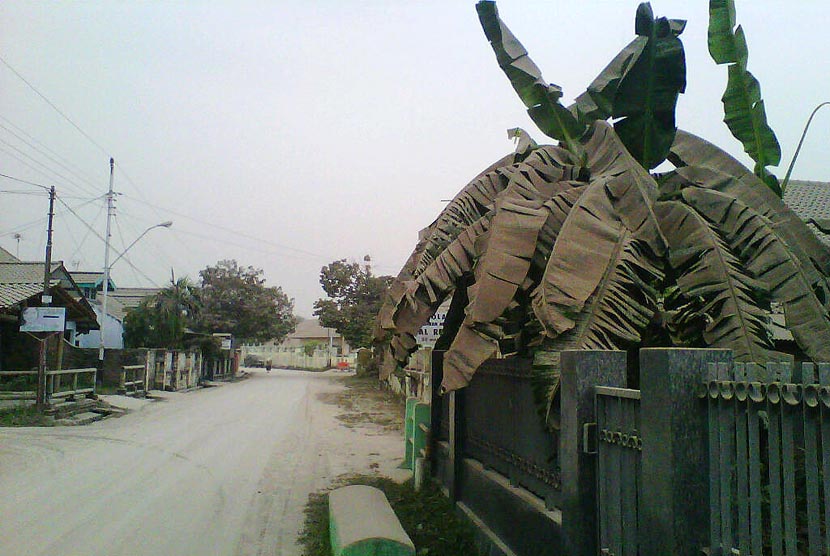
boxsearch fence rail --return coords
[0,368,97,402]
[47,367,96,400]
[0,370,38,400]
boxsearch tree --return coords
[123,277,199,348]
[313,259,392,349]
[375,1,830,422]
[194,259,296,343]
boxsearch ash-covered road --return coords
[0,369,403,556]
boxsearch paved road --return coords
[0,369,397,556]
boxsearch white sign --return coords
[20,307,66,332]
[221,338,232,350]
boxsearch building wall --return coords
[75,306,123,349]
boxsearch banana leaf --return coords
[681,187,830,362]
[655,199,787,363]
[533,121,666,337]
[669,130,830,279]
[380,216,492,378]
[707,0,781,193]
[608,3,687,170]
[476,1,585,151]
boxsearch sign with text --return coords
[20,307,66,332]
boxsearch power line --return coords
[0,137,98,196]
[0,114,103,188]
[0,55,110,159]
[0,120,102,196]
[119,193,333,260]
[56,196,161,287]
[0,171,50,191]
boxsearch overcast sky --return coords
[2,1,828,317]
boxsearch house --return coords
[0,259,99,371]
[276,318,350,355]
[68,272,160,350]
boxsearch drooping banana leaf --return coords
[532,121,666,337]
[654,199,788,363]
[532,229,664,427]
[439,183,589,393]
[608,3,687,170]
[475,1,585,153]
[680,186,830,362]
[707,0,781,193]
[380,216,492,378]
[669,130,830,279]
[414,153,515,276]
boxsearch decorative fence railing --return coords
[429,348,830,556]
[705,360,830,556]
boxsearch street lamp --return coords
[98,220,173,361]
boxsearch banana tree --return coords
[374,1,830,421]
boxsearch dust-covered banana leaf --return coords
[655,199,788,363]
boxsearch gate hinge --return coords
[583,422,597,455]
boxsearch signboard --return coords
[20,307,66,332]
[221,338,232,350]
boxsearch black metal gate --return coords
[595,386,642,556]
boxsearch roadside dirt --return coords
[317,374,405,434]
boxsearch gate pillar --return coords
[639,348,732,555]
[560,350,627,556]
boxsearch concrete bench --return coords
[329,485,415,556]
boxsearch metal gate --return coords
[595,386,642,556]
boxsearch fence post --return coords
[560,349,627,556]
[638,348,732,555]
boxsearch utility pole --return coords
[36,186,56,409]
[99,158,115,372]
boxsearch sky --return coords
[1,1,828,317]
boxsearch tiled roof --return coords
[0,281,53,309]
[69,271,105,285]
[0,261,62,284]
[0,246,18,263]
[783,180,830,247]
[109,287,161,310]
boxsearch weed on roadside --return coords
[299,474,484,556]
[0,405,54,427]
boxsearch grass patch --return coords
[299,474,485,556]
[96,384,119,395]
[0,405,54,427]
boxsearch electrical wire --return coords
[0,55,111,159]
[56,196,161,287]
[0,172,50,191]
[119,193,333,261]
[0,115,103,190]
[0,138,96,196]
[0,120,102,196]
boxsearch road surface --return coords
[0,369,403,556]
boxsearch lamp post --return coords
[98,220,173,362]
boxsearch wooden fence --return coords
[118,364,146,397]
[0,367,96,403]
